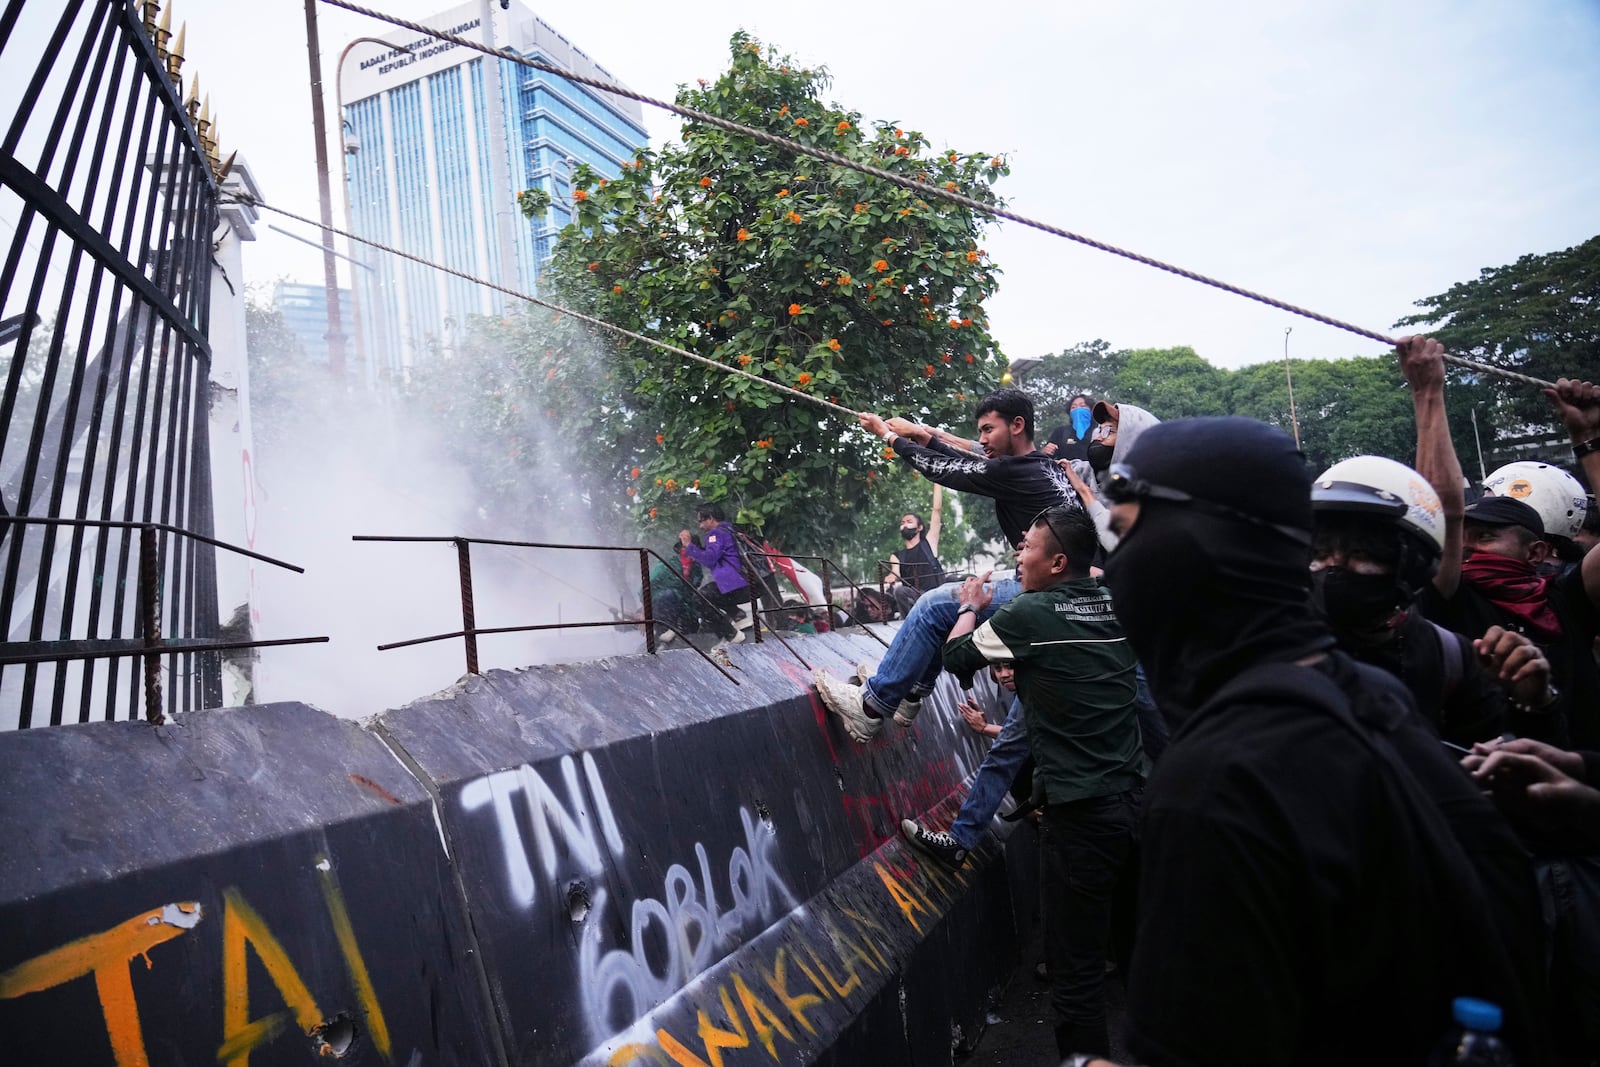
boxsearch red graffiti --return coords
[840,759,966,858]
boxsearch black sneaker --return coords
[900,818,968,869]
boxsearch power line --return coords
[317,0,1556,391]
[236,194,861,419]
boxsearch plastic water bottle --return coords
[1434,997,1514,1066]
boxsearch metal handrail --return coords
[0,515,327,724]
[353,534,823,682]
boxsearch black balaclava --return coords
[1102,417,1334,726]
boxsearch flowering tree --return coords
[534,32,1009,554]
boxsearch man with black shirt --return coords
[1042,393,1094,461]
[942,506,1144,1058]
[885,511,945,614]
[1403,338,1600,749]
[1076,416,1547,1067]
[813,388,1076,742]
[1310,454,1554,745]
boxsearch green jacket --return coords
[944,577,1146,804]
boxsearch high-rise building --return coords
[272,281,353,365]
[339,2,648,382]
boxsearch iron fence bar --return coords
[375,619,740,686]
[747,550,893,647]
[2,2,82,155]
[0,154,208,351]
[0,516,306,571]
[0,635,330,667]
[0,0,30,53]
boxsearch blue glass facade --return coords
[273,282,353,366]
[340,3,648,384]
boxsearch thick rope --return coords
[318,0,1556,391]
[231,196,860,419]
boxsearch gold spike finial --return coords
[154,3,172,56]
[214,150,237,185]
[167,22,185,80]
[140,0,160,35]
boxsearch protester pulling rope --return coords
[230,195,862,420]
[319,0,1556,391]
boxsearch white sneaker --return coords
[813,668,882,743]
[713,629,745,649]
[854,660,879,685]
[893,697,922,727]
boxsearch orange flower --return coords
[587,261,599,271]
[779,104,790,116]
[949,318,962,329]
[573,189,589,202]
[692,479,700,489]
[941,354,952,363]
[649,507,658,519]
[964,353,975,364]
[776,188,789,197]
[665,479,678,490]
[924,364,935,377]
[893,146,909,157]
[736,228,751,241]
[961,317,973,327]
[627,487,637,497]
[788,303,803,315]
[699,176,712,188]
[794,117,808,127]
[613,284,623,293]
[919,296,931,305]
[853,202,866,213]
[966,250,979,262]
[827,338,841,351]
[738,353,753,366]
[894,127,904,138]
[944,181,958,191]
[882,446,896,459]
[797,372,813,386]
[598,178,609,188]
[881,318,892,326]
[835,120,851,133]
[785,210,802,224]
[948,153,958,163]
[990,157,1002,167]
[837,273,851,285]
[873,259,888,271]
[630,467,641,478]
[899,208,911,216]
[656,433,665,445]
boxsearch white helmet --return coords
[1311,455,1447,556]
[1482,462,1587,541]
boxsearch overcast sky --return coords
[163,0,1600,370]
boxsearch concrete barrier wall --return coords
[0,627,1038,1065]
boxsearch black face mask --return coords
[1087,440,1114,472]
[900,527,919,541]
[1310,567,1401,634]
[1103,501,1333,726]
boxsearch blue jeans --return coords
[949,695,1029,849]
[862,577,1022,716]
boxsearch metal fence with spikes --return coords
[0,0,235,726]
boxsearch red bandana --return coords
[1461,552,1560,642]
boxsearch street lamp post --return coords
[1283,327,1302,449]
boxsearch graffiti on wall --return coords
[592,852,974,1066]
[461,754,805,1045]
[0,857,391,1067]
